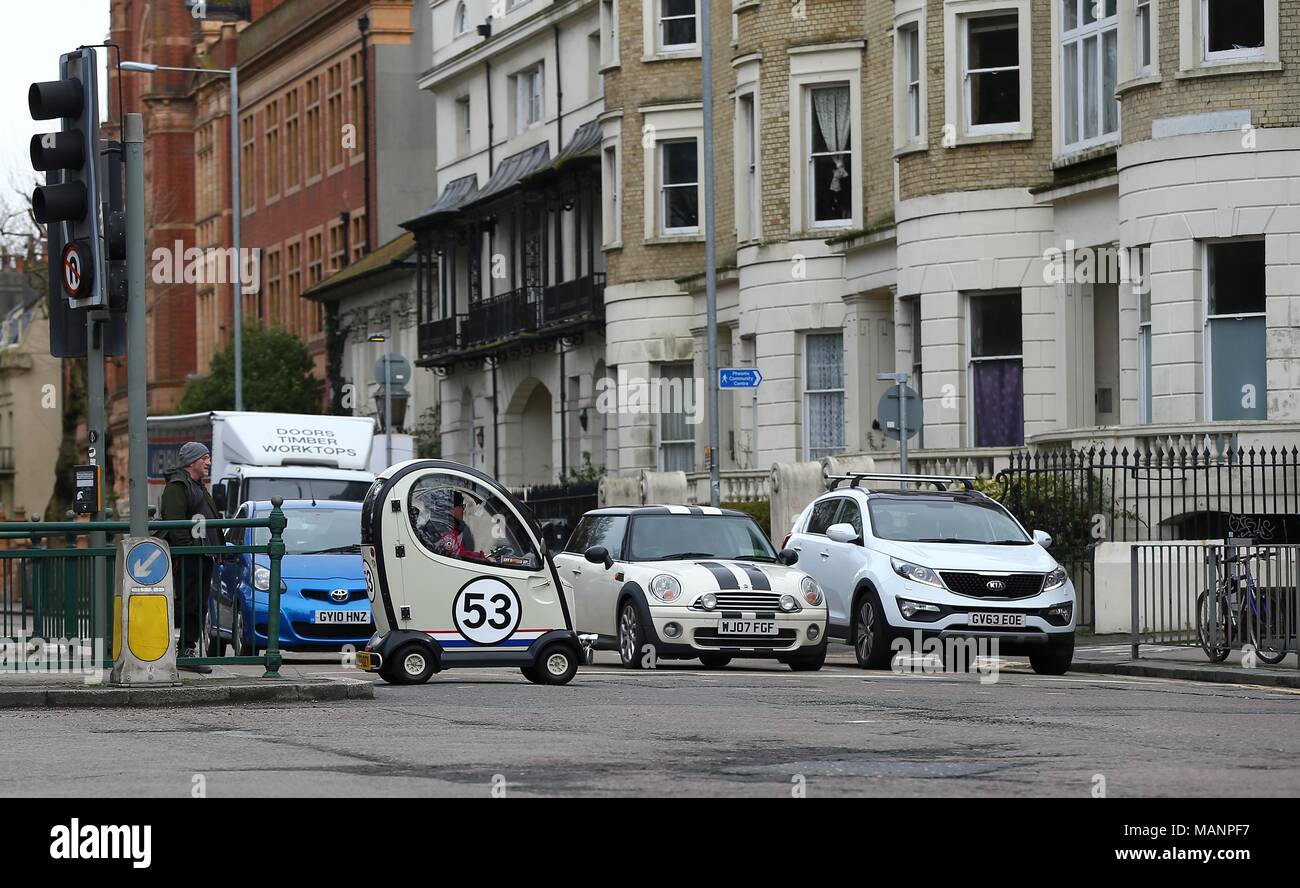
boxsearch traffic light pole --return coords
[125,113,148,537]
[86,309,107,643]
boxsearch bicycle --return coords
[1196,550,1291,665]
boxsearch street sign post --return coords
[719,368,763,466]
[876,373,922,476]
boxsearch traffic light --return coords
[29,47,107,310]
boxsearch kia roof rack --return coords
[825,472,977,492]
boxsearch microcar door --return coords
[397,470,566,651]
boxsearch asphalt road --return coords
[2,647,1297,797]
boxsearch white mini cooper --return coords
[554,506,829,670]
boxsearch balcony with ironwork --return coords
[462,287,543,348]
[542,272,606,329]
[417,316,460,360]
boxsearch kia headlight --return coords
[649,574,682,603]
[800,576,823,607]
[891,558,945,590]
[1044,566,1068,592]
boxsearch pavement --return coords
[0,632,1294,706]
[1071,633,1300,688]
[2,648,1297,797]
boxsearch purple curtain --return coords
[973,360,1024,447]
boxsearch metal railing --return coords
[542,272,606,326]
[463,287,543,346]
[0,498,288,677]
[1129,542,1298,661]
[995,445,1300,629]
[417,316,460,357]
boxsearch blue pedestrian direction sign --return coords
[127,540,170,586]
[719,368,763,389]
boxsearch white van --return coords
[147,411,379,517]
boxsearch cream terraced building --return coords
[415,0,1300,489]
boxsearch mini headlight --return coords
[800,576,823,606]
[649,574,682,603]
[253,565,270,591]
[699,592,717,610]
[1044,566,1068,591]
[779,594,798,612]
[891,558,945,589]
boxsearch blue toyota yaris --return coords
[205,500,373,655]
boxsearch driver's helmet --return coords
[410,484,461,553]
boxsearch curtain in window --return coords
[972,359,1024,447]
[812,87,851,191]
[806,333,845,459]
[807,392,845,460]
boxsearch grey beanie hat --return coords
[177,441,210,467]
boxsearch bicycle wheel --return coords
[1196,588,1231,662]
[1245,594,1290,665]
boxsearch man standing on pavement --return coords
[159,442,221,673]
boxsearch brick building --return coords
[596,0,1300,495]
[103,0,435,507]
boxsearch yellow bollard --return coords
[110,537,180,686]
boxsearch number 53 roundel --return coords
[452,577,523,646]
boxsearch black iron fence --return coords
[510,481,598,553]
[994,446,1300,627]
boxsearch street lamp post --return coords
[369,330,392,467]
[121,60,243,410]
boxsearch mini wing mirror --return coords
[584,545,613,569]
[827,523,859,544]
[777,548,799,566]
[1033,530,1053,548]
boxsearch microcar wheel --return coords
[618,600,653,669]
[531,643,578,685]
[853,590,890,669]
[390,643,435,685]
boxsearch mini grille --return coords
[940,572,1045,599]
[701,592,783,610]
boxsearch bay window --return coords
[808,84,852,227]
[660,140,699,235]
[804,332,846,460]
[1062,0,1118,152]
[968,293,1024,447]
[1205,241,1267,421]
[964,12,1021,133]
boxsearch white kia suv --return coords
[785,474,1075,675]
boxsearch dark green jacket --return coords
[158,469,221,549]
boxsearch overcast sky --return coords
[0,2,112,206]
